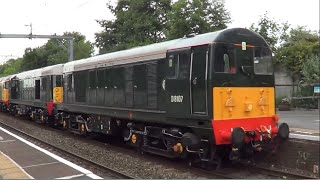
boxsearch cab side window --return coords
[56,75,63,87]
[67,74,73,90]
[167,52,190,79]
[214,44,236,73]
[167,55,178,78]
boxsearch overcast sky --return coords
[0,0,319,64]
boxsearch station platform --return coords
[278,110,319,141]
[0,127,102,179]
[289,128,319,141]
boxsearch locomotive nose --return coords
[278,123,289,139]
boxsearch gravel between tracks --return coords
[0,114,205,179]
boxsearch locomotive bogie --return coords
[86,115,122,136]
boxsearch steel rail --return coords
[250,165,318,179]
[0,121,134,179]
[0,114,317,179]
[197,164,317,179]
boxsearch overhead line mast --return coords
[0,33,74,62]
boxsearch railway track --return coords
[192,162,318,179]
[0,120,134,179]
[248,165,318,179]
[191,162,317,179]
[0,114,317,179]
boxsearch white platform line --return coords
[56,174,84,179]
[0,127,103,179]
[0,151,34,179]
[293,131,313,135]
[0,139,16,143]
[22,161,60,169]
[290,133,320,141]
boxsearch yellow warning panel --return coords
[53,87,64,103]
[2,88,9,102]
[0,151,32,179]
[213,87,275,120]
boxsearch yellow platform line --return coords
[0,151,33,179]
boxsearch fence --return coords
[275,84,320,109]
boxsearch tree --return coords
[95,0,171,54]
[20,47,47,71]
[250,12,290,53]
[301,55,320,85]
[20,32,93,71]
[275,26,319,77]
[250,13,319,80]
[166,0,231,40]
[0,58,23,77]
[46,32,93,65]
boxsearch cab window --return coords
[56,75,63,87]
[214,44,236,73]
[4,82,9,89]
[254,47,273,75]
[167,54,178,78]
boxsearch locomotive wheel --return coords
[40,113,46,124]
[63,119,69,129]
[31,112,36,121]
[80,123,87,135]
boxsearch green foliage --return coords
[46,32,93,65]
[251,14,319,79]
[20,47,47,71]
[301,55,320,85]
[95,0,230,53]
[0,58,23,77]
[250,12,290,53]
[291,98,318,109]
[166,0,231,40]
[95,0,171,54]
[275,27,319,77]
[0,32,93,77]
[21,31,93,71]
[275,95,289,107]
[291,86,319,109]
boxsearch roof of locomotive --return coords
[0,74,15,82]
[15,68,42,80]
[65,28,267,73]
[41,64,64,76]
[63,38,178,73]
[6,64,64,81]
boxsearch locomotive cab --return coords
[210,29,289,159]
[153,28,289,162]
[0,78,11,111]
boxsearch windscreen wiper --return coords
[241,66,251,76]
